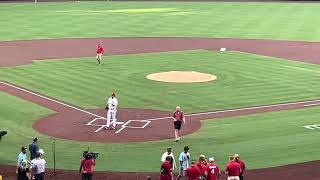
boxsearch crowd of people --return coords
[160,146,246,180]
[16,137,46,180]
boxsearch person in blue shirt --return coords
[177,146,190,180]
[17,146,28,174]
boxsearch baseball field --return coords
[0,1,320,180]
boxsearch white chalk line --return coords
[304,103,320,107]
[0,81,104,119]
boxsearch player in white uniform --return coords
[105,92,118,129]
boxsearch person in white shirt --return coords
[161,147,177,170]
[105,92,118,129]
[31,149,46,180]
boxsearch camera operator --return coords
[79,153,96,180]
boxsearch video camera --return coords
[83,147,99,160]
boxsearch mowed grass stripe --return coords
[1,2,320,41]
[0,50,319,112]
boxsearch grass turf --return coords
[0,50,319,113]
[0,1,320,41]
[1,90,320,172]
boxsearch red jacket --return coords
[160,161,173,180]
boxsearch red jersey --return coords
[96,45,104,54]
[236,159,245,175]
[186,165,200,180]
[205,163,220,180]
[225,161,241,176]
[80,159,95,173]
[195,161,207,176]
[173,110,184,121]
[160,161,172,180]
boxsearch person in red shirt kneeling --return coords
[79,154,96,180]
[161,156,174,180]
[186,160,200,180]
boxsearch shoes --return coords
[111,126,116,130]
[105,126,109,130]
[174,137,181,142]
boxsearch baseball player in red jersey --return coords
[234,154,245,180]
[173,106,185,142]
[225,156,241,180]
[186,160,200,180]
[195,155,208,179]
[204,157,221,180]
[160,156,173,180]
[96,43,104,65]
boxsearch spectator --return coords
[225,156,241,180]
[195,155,207,179]
[79,153,96,180]
[204,157,220,180]
[177,146,190,180]
[161,147,177,170]
[160,156,173,180]
[29,137,39,160]
[17,146,28,173]
[233,154,245,180]
[17,160,31,180]
[31,149,46,180]
[186,160,200,180]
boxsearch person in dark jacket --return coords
[29,137,39,160]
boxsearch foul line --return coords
[304,103,320,107]
[144,99,320,122]
[0,81,105,119]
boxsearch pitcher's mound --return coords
[146,71,217,83]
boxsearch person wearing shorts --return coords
[96,43,104,65]
[173,106,185,142]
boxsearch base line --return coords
[304,103,320,107]
[145,99,320,122]
[0,81,105,119]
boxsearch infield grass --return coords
[1,90,320,172]
[0,50,319,113]
[1,1,320,41]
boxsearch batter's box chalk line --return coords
[86,117,154,133]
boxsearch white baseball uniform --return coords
[106,96,118,128]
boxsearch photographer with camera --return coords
[79,151,96,180]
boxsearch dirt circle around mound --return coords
[146,71,217,83]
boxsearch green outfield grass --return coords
[1,90,320,172]
[0,50,319,113]
[0,1,320,41]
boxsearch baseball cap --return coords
[21,146,27,151]
[209,157,214,162]
[38,149,45,155]
[33,137,38,142]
